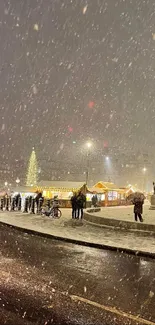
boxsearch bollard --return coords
[28,196,32,213]
[18,197,21,211]
[11,197,16,211]
[9,197,11,211]
[38,198,43,214]
[0,198,4,211]
[6,197,9,211]
[31,198,35,214]
[3,197,6,210]
[24,197,29,213]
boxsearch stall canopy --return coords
[36,181,86,192]
[120,184,141,196]
[35,181,87,199]
[88,186,105,194]
[93,181,123,193]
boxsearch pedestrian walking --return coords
[71,192,77,219]
[133,198,144,222]
[92,195,98,207]
[77,191,86,219]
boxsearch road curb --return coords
[0,220,155,259]
[84,211,155,233]
[84,219,155,237]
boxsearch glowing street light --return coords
[16,177,20,185]
[86,141,92,149]
[85,141,93,185]
[4,181,8,187]
[143,167,147,173]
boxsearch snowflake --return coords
[83,5,88,14]
[34,24,39,31]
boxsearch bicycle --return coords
[41,206,62,218]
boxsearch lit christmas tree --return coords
[26,148,38,186]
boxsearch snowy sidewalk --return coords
[0,209,155,257]
[93,204,155,224]
[84,204,155,232]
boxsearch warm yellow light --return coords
[86,142,92,148]
[34,24,39,31]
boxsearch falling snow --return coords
[0,0,154,187]
[33,23,39,31]
[149,291,154,298]
[32,85,38,95]
[83,5,88,15]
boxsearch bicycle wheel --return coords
[56,209,62,218]
[40,208,45,216]
[49,208,55,218]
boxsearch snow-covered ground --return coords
[93,205,155,225]
[0,210,155,256]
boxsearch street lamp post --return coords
[142,167,147,192]
[85,142,92,185]
[104,156,111,181]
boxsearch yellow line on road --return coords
[70,295,155,325]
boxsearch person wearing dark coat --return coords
[71,192,77,219]
[133,198,144,222]
[15,193,21,209]
[92,195,98,207]
[35,192,43,212]
[77,191,86,219]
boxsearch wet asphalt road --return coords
[0,224,155,325]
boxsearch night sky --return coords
[0,0,155,170]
